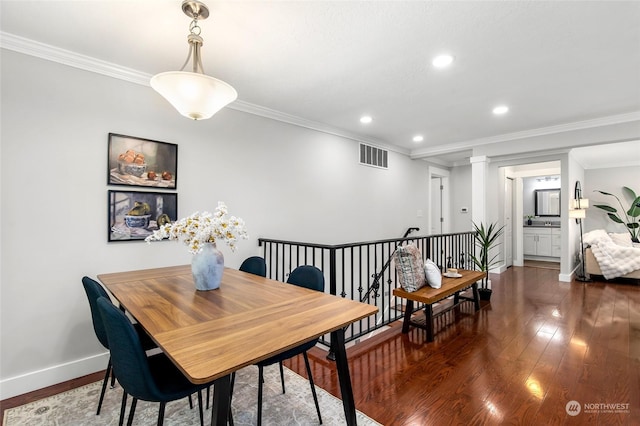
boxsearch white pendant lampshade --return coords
[151,71,237,120]
[151,1,237,120]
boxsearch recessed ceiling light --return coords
[492,105,509,115]
[413,135,424,143]
[432,54,454,69]
[360,115,373,124]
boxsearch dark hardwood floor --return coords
[2,266,639,425]
[291,266,640,425]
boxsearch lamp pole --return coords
[576,216,591,282]
[572,182,591,282]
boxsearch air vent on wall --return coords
[359,143,388,169]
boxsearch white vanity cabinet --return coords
[524,227,560,259]
[551,229,561,257]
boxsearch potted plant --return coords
[526,215,534,225]
[593,186,640,243]
[470,221,505,301]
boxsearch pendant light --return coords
[151,0,237,120]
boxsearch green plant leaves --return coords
[594,186,639,242]
[607,213,624,224]
[622,186,637,199]
[628,195,640,217]
[593,204,617,213]
[471,221,505,272]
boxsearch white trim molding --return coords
[1,32,150,86]
[0,352,109,400]
[411,112,640,160]
[0,31,407,156]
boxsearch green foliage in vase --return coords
[593,186,640,243]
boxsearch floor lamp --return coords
[570,183,591,282]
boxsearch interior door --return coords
[431,177,443,234]
[505,177,514,267]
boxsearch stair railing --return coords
[258,230,476,353]
[359,227,420,303]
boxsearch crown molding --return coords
[5,31,636,161]
[490,148,570,165]
[229,101,408,154]
[1,31,408,155]
[419,156,453,168]
[1,32,150,85]
[411,111,640,159]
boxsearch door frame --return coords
[428,166,450,235]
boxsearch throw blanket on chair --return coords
[583,230,640,279]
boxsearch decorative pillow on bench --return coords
[393,244,426,292]
[424,259,442,289]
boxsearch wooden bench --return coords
[393,270,486,342]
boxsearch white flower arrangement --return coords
[145,202,248,254]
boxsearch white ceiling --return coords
[2,1,640,164]
[572,141,640,170]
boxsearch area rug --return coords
[3,365,381,425]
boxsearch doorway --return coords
[500,161,562,271]
[431,177,443,234]
[505,177,514,267]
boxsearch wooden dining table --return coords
[98,265,378,426]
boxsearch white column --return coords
[470,155,489,227]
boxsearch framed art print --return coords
[108,190,178,241]
[107,133,178,189]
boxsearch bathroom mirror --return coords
[535,189,560,216]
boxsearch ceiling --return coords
[2,1,640,164]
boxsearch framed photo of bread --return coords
[108,133,177,189]
[108,190,178,242]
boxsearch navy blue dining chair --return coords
[236,265,324,425]
[239,256,267,277]
[82,276,157,415]
[97,297,211,426]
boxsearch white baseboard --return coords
[0,352,108,400]
[558,272,573,282]
[558,264,579,282]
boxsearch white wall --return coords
[449,164,472,232]
[0,51,431,398]
[584,165,640,235]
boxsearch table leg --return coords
[211,374,231,426]
[472,282,480,311]
[331,328,357,426]
[425,304,434,342]
[401,299,414,333]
